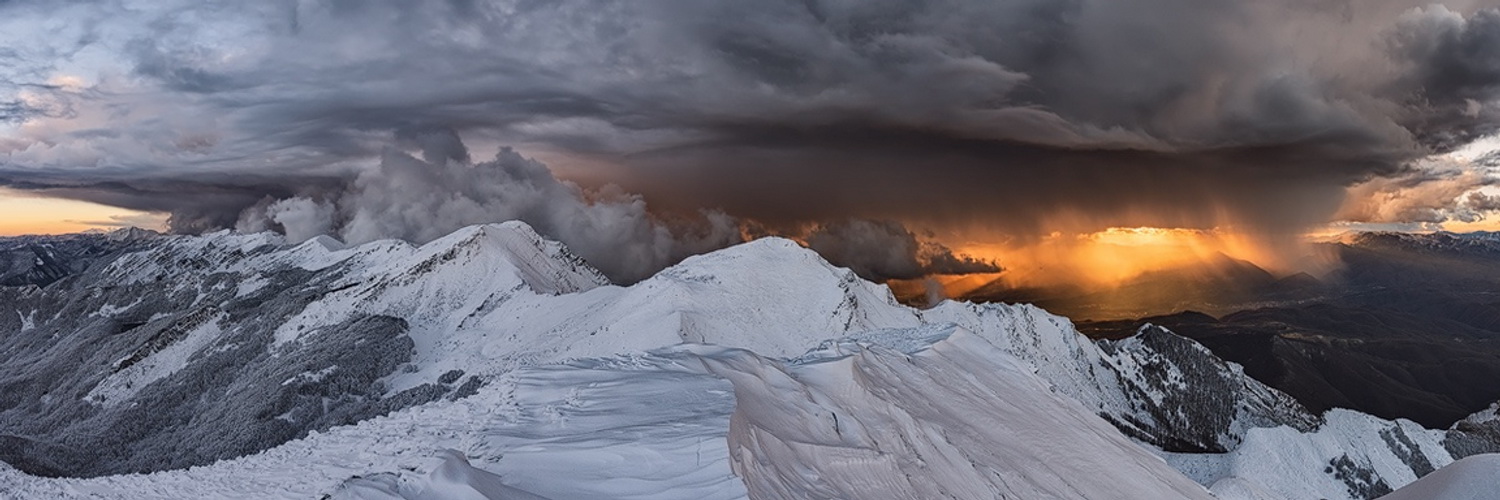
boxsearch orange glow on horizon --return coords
[0,190,167,236]
[930,226,1334,295]
[1439,218,1500,233]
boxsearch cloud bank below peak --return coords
[232,138,993,284]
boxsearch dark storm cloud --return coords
[1386,6,1500,149]
[0,173,343,233]
[0,0,1498,280]
[804,219,1000,281]
[613,124,1386,240]
[1394,8,1500,100]
[1467,192,1500,212]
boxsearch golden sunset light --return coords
[0,189,166,236]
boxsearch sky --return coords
[0,187,167,236]
[1,0,1499,282]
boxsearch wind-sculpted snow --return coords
[0,223,917,478]
[1,222,1499,499]
[697,330,1215,500]
[1379,453,1500,500]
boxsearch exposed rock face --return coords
[1096,325,1319,453]
[1447,403,1500,458]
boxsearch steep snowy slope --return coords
[698,329,1213,499]
[920,304,1319,453]
[1378,453,1500,500]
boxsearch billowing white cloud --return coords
[237,140,739,282]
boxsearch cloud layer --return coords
[235,139,740,282]
[1,0,1499,279]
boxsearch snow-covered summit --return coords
[105,226,161,242]
[404,222,610,295]
[299,234,347,252]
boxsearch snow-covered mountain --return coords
[0,228,157,287]
[1,222,1497,498]
[1335,231,1500,257]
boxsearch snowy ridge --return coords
[359,234,922,393]
[1,221,1498,498]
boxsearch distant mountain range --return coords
[1044,231,1500,429]
[0,228,159,287]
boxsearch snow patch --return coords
[92,296,144,318]
[282,366,339,386]
[16,309,35,332]
[236,274,269,297]
[86,315,226,406]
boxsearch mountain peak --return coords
[444,220,542,241]
[105,227,161,242]
[659,236,861,288]
[418,221,610,295]
[298,234,347,252]
[676,236,823,268]
[736,236,805,251]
